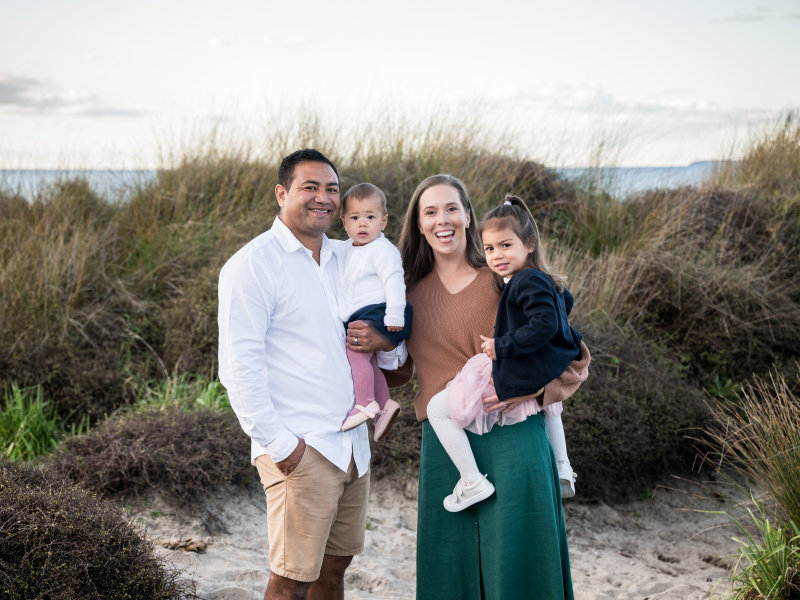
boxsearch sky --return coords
[1,0,798,168]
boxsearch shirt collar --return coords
[272,216,335,264]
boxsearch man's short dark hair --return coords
[277,149,339,190]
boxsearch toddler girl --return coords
[427,195,590,511]
[338,183,411,441]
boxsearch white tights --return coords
[427,388,570,485]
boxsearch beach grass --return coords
[1,110,799,502]
[702,364,800,527]
[711,500,800,600]
[1,108,799,599]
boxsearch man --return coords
[218,149,403,600]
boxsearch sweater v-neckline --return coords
[433,267,480,296]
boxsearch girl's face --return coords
[417,184,471,260]
[481,225,534,278]
[342,194,387,246]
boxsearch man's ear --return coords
[275,184,286,209]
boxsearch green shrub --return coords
[563,322,710,501]
[0,461,193,599]
[1,384,64,461]
[720,500,800,600]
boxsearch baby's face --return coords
[342,194,388,246]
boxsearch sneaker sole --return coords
[443,485,496,512]
[560,481,575,499]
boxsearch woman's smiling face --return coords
[417,184,471,259]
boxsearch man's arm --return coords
[218,254,299,463]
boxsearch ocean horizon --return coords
[0,162,720,201]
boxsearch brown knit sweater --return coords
[390,267,500,421]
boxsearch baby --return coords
[338,183,411,441]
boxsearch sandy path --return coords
[135,474,746,600]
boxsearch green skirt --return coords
[417,414,574,600]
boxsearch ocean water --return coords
[0,169,156,201]
[557,161,719,197]
[0,162,719,201]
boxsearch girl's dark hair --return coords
[342,182,387,214]
[480,194,566,292]
[398,174,485,290]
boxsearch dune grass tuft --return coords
[702,363,800,527]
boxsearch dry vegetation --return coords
[0,461,193,599]
[1,110,798,597]
[2,114,799,495]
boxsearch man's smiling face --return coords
[276,160,340,244]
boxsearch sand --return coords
[134,474,749,600]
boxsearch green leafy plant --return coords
[1,384,63,461]
[709,500,800,600]
[125,371,230,413]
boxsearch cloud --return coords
[0,73,143,116]
[709,14,766,23]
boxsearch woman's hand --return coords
[483,392,539,414]
[346,320,394,353]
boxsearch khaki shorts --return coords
[255,445,370,582]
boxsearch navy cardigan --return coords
[493,268,583,401]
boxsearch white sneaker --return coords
[557,460,576,499]
[443,475,496,512]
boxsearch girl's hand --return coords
[480,335,496,360]
[346,320,394,353]
[386,325,402,332]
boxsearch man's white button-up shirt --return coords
[218,217,384,474]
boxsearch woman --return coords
[348,174,573,599]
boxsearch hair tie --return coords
[504,200,512,206]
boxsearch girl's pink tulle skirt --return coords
[446,341,590,435]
